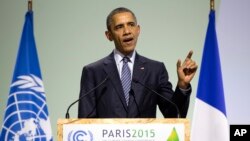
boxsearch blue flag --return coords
[0,11,53,141]
[191,10,229,141]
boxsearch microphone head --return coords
[132,78,139,83]
[129,89,135,96]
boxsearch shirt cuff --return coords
[179,87,191,95]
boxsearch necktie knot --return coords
[123,57,130,63]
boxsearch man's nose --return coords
[123,26,131,35]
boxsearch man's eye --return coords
[115,25,123,30]
[129,22,136,26]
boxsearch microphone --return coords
[129,89,141,117]
[132,78,181,118]
[65,76,108,119]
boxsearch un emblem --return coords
[1,74,53,141]
[67,130,93,141]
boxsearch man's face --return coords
[106,12,140,55]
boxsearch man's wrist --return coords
[177,81,189,89]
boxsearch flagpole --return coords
[28,0,32,11]
[210,0,214,10]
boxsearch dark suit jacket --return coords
[78,52,191,118]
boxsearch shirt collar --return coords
[114,49,136,64]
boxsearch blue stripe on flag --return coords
[196,10,226,116]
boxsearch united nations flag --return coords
[0,10,53,141]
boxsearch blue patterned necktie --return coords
[121,57,131,106]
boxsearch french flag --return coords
[191,10,229,141]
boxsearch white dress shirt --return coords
[113,49,136,79]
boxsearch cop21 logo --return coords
[67,130,93,141]
[1,75,53,141]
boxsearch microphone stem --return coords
[65,77,108,118]
[134,80,180,118]
[145,85,180,118]
[146,86,180,118]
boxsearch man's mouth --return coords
[123,37,134,43]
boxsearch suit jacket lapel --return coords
[131,53,147,107]
[103,53,129,112]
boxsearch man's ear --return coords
[137,25,141,35]
[105,31,113,41]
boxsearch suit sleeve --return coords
[157,63,191,118]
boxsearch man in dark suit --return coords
[78,7,198,118]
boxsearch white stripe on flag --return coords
[191,98,229,141]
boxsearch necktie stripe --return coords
[121,57,131,106]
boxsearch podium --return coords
[57,118,190,141]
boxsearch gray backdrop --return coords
[1,0,235,139]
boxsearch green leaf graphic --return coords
[167,127,179,141]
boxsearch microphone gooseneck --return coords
[132,78,181,118]
[65,76,108,119]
